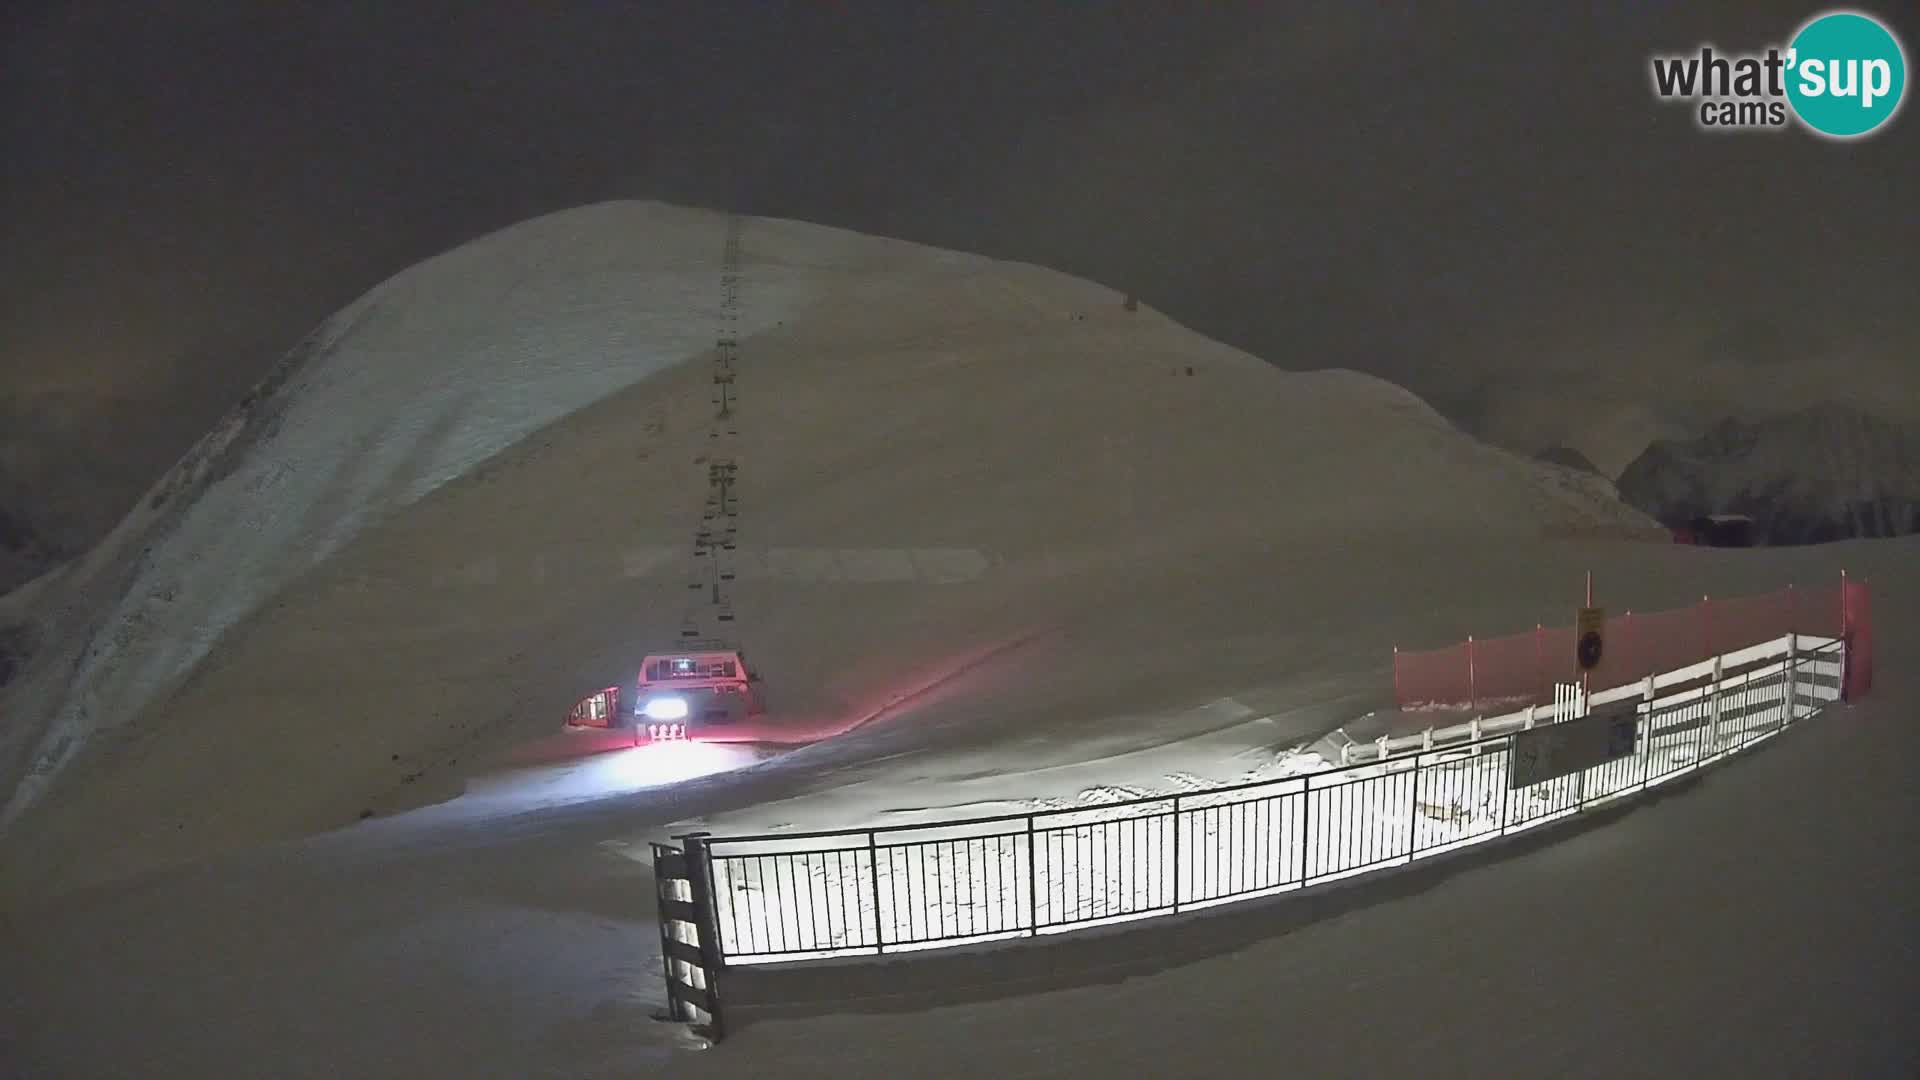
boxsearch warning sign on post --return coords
[1576,606,1606,671]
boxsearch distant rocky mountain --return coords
[0,501,54,597]
[1534,445,1602,476]
[0,500,49,683]
[1617,403,1920,545]
[0,502,33,552]
[0,389,180,596]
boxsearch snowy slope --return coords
[0,202,1658,901]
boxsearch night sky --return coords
[3,2,1916,549]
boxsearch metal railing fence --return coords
[670,635,1841,965]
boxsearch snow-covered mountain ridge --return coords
[1618,403,1920,544]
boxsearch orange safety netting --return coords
[1843,579,1874,700]
[1394,579,1873,709]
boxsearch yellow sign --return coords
[1576,606,1606,670]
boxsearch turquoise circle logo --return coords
[1785,11,1907,138]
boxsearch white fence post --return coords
[1783,634,1799,727]
[1708,653,1724,747]
[1552,681,1585,722]
[1839,636,1848,708]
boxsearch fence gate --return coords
[651,836,726,1039]
[1553,680,1587,720]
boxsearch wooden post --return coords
[1708,654,1724,747]
[1784,631,1800,727]
[1392,646,1401,708]
[1841,569,1850,639]
[1467,636,1477,712]
[1700,595,1712,661]
[1582,572,1593,700]
[1535,624,1545,702]
[1840,569,1851,702]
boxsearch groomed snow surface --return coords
[2,203,1914,1077]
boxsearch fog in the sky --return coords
[3,2,1916,552]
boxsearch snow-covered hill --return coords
[0,201,1657,900]
[0,204,806,837]
[1618,403,1920,544]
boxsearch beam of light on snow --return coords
[601,741,750,787]
[458,741,764,810]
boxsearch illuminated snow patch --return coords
[459,741,763,810]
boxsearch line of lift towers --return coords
[641,216,763,735]
[683,215,744,638]
[565,216,763,737]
